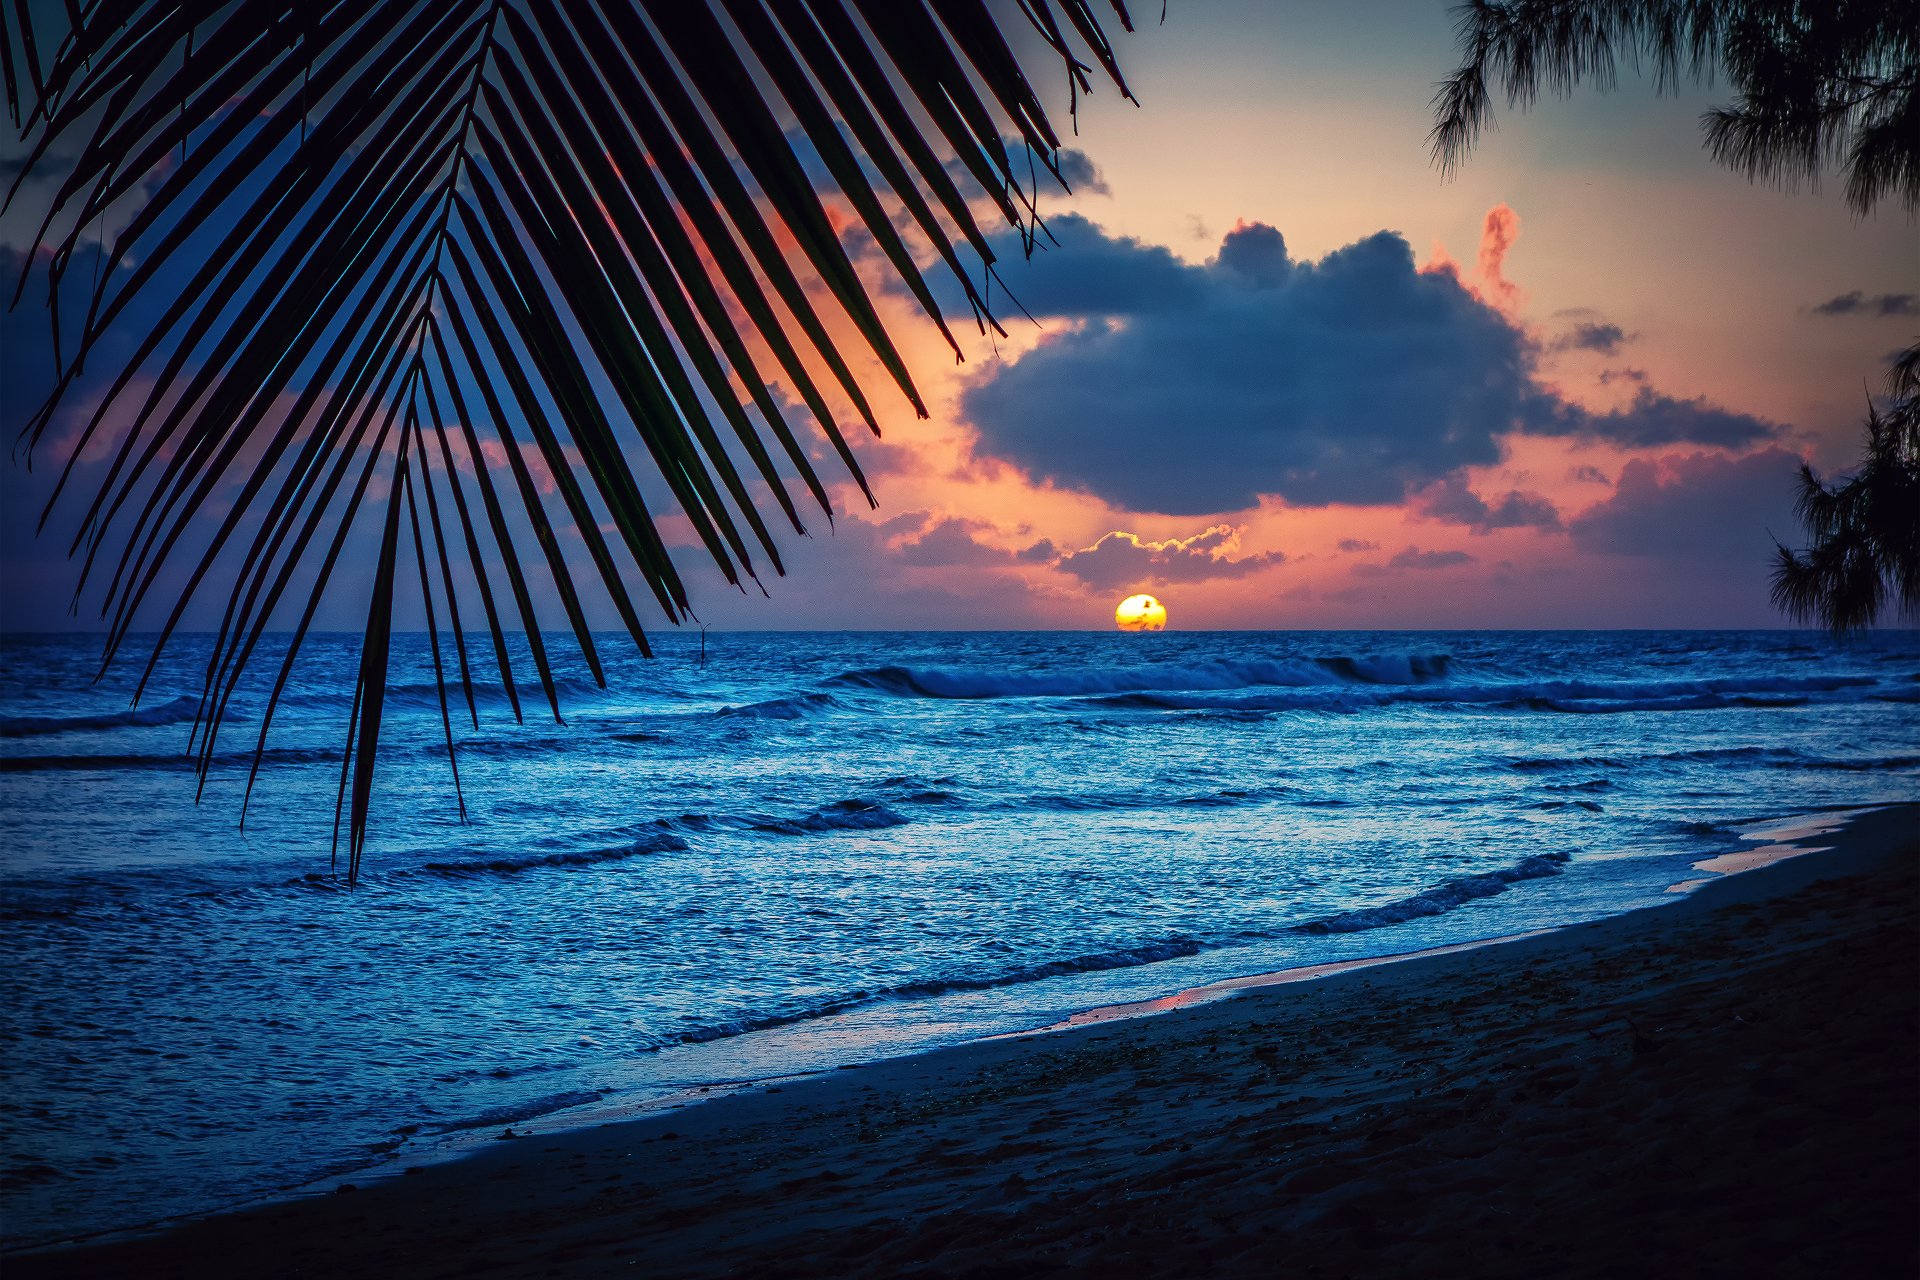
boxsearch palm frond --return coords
[4,0,1138,880]
[1773,340,1920,632]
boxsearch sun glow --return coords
[1115,594,1168,631]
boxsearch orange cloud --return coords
[1055,524,1286,590]
[1475,204,1524,317]
[1424,206,1526,315]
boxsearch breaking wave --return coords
[716,692,844,720]
[0,696,204,738]
[828,654,1453,700]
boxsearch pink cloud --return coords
[1054,525,1286,590]
[1475,204,1524,317]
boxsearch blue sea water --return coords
[1,628,1916,1244]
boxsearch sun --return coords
[1114,594,1168,631]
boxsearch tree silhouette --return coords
[1771,347,1920,632]
[0,2,1138,878]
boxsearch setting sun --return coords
[1115,594,1168,631]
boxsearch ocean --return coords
[2,628,1915,1244]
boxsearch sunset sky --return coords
[2,0,1914,632]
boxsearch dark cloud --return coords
[992,214,1199,319]
[1551,320,1629,353]
[1413,476,1562,532]
[1353,547,1474,575]
[1053,526,1286,591]
[1806,291,1918,318]
[1016,539,1059,563]
[964,219,1529,512]
[1569,448,1803,564]
[1213,220,1291,286]
[1597,367,1647,386]
[1053,148,1110,197]
[1335,538,1378,552]
[1388,547,1473,569]
[1519,387,1776,449]
[961,217,1775,515]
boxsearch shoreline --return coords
[17,804,1854,1250]
[13,801,1915,1276]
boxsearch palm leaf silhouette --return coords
[0,1,1139,881]
[1771,344,1920,633]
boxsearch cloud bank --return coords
[960,216,1775,515]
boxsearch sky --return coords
[2,1,1915,634]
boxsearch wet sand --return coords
[14,805,1917,1278]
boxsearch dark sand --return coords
[15,806,1917,1278]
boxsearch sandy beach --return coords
[13,804,1916,1279]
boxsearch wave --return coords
[750,799,907,835]
[827,654,1452,700]
[1176,787,1269,807]
[1506,755,1625,771]
[1796,754,1920,771]
[895,788,960,805]
[1082,674,1870,718]
[0,752,194,773]
[1650,746,1797,765]
[0,695,204,738]
[416,832,687,877]
[716,692,844,720]
[1451,675,1866,705]
[469,792,940,850]
[822,659,1883,718]
[1504,745,1916,774]
[651,787,950,838]
[275,676,608,712]
[1013,785,1279,814]
[1294,851,1572,935]
[669,938,1207,1047]
[1522,694,1808,714]
[874,938,1207,1001]
[0,744,341,773]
